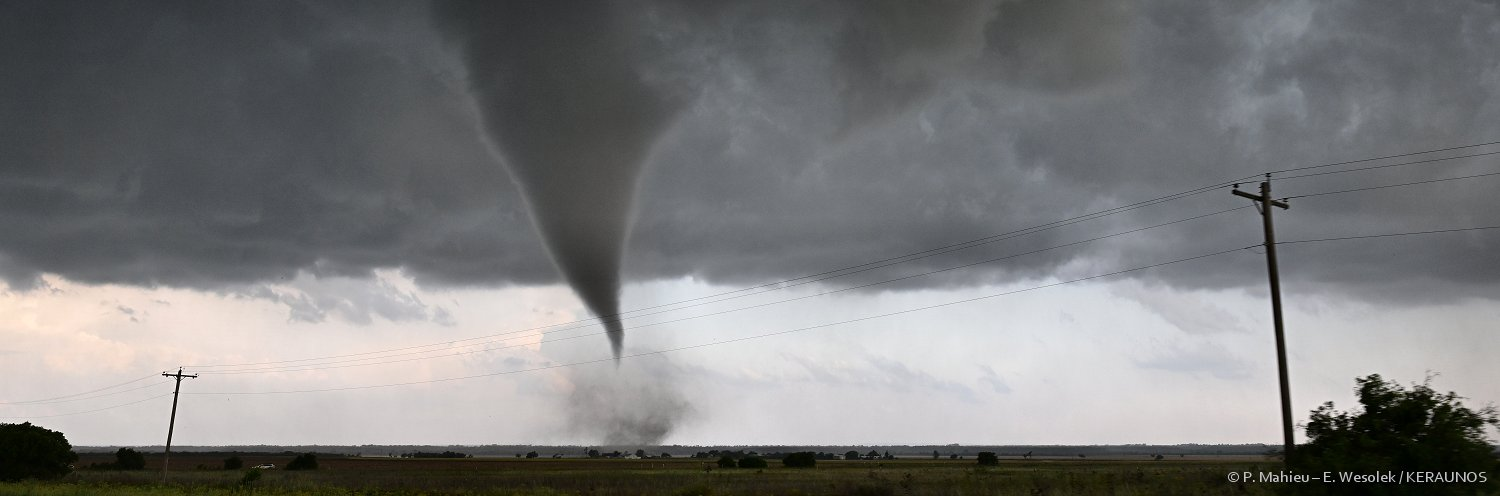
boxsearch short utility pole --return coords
[1232,176,1294,461]
[161,367,197,483]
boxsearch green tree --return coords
[0,422,78,481]
[113,447,146,470]
[285,453,318,471]
[223,455,243,470]
[782,452,817,468]
[717,455,737,468]
[1291,373,1499,495]
[976,452,999,466]
[526,451,539,459]
[844,450,860,460]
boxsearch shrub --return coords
[1290,373,1500,495]
[844,450,860,461]
[716,455,737,469]
[976,452,999,466]
[737,456,768,469]
[285,453,318,471]
[113,447,146,470]
[223,455,243,470]
[240,468,262,485]
[0,422,78,481]
[782,452,817,468]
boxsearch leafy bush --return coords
[782,452,817,468]
[113,447,146,470]
[716,455,737,469]
[223,455,243,470]
[737,456,768,469]
[0,422,78,481]
[285,453,318,471]
[1290,373,1500,495]
[976,452,999,466]
[240,467,262,485]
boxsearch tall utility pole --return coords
[1232,175,1294,460]
[161,368,197,483]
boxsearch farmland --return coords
[2,453,1281,496]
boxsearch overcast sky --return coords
[2,0,1498,447]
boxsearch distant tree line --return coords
[401,451,472,459]
[842,450,896,460]
[761,451,840,461]
[690,449,755,460]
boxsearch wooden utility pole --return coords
[161,368,197,483]
[1232,176,1294,460]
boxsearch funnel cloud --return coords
[434,1,679,359]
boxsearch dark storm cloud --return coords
[0,0,546,290]
[2,1,1498,304]
[627,0,1500,302]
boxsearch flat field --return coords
[2,453,1282,496]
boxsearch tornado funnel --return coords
[435,1,677,359]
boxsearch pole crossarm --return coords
[1231,188,1290,210]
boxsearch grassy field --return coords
[1,454,1285,496]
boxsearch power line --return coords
[0,381,172,406]
[168,140,1498,371]
[1266,140,1500,175]
[1270,150,1500,182]
[197,204,1254,375]
[184,178,1239,370]
[1283,171,1500,200]
[0,373,163,405]
[190,146,1500,374]
[196,167,1500,376]
[183,221,1500,396]
[186,244,1257,395]
[1277,226,1500,245]
[0,393,172,419]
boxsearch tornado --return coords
[434,1,678,359]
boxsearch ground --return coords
[0,452,1295,495]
